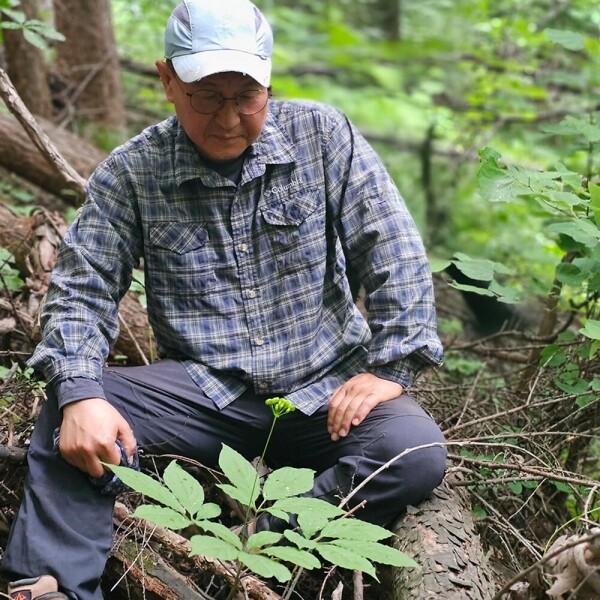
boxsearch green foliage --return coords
[478,106,600,405]
[0,247,23,291]
[109,397,416,594]
[0,0,65,49]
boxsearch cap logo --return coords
[11,592,31,600]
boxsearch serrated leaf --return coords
[132,505,192,530]
[283,529,318,550]
[272,497,345,519]
[197,521,242,549]
[238,551,292,582]
[195,502,221,520]
[263,546,321,570]
[319,518,391,542]
[190,535,240,560]
[330,539,418,568]
[246,530,282,550]
[316,543,377,578]
[163,462,205,518]
[108,464,182,511]
[271,497,344,539]
[263,467,314,500]
[217,483,256,508]
[218,445,259,508]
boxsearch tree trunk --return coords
[0,112,105,202]
[53,0,126,131]
[2,0,53,118]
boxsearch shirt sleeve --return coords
[27,155,142,399]
[323,112,443,388]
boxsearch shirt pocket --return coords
[146,222,217,295]
[259,189,326,275]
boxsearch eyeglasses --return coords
[181,85,270,115]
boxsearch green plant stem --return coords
[225,414,281,600]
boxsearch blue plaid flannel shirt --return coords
[29,100,443,415]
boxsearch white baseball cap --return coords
[165,0,273,87]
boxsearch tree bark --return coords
[391,472,499,599]
[53,0,126,131]
[0,112,105,202]
[2,0,53,118]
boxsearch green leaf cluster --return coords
[110,443,416,587]
[0,1,64,49]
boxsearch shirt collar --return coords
[172,108,297,187]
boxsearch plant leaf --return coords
[316,543,377,579]
[237,551,293,582]
[163,462,205,518]
[108,464,182,511]
[319,518,392,542]
[190,535,240,561]
[262,466,314,500]
[246,530,282,550]
[263,545,321,570]
[580,319,600,341]
[330,539,418,568]
[132,505,192,530]
[197,521,242,549]
[218,444,260,508]
[195,502,221,520]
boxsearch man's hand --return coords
[59,398,137,478]
[328,373,403,441]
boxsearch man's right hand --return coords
[59,398,137,478]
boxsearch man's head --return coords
[165,0,273,87]
[157,0,273,161]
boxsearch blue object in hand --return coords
[52,427,140,496]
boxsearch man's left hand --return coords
[327,373,403,441]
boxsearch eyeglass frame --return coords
[167,61,271,115]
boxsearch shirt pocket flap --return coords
[260,192,320,226]
[149,222,208,255]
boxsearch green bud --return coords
[265,397,295,417]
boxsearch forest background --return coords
[0,0,600,599]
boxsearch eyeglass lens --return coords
[188,90,268,114]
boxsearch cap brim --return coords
[172,50,271,87]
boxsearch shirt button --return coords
[239,243,248,252]
[255,337,264,346]
[246,289,257,298]
[258,382,268,390]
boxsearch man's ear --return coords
[155,60,177,103]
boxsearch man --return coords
[3,0,446,598]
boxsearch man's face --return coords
[157,62,268,161]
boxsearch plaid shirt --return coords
[29,100,442,415]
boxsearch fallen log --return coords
[391,471,498,599]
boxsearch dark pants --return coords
[3,360,446,599]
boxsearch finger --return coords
[116,420,137,463]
